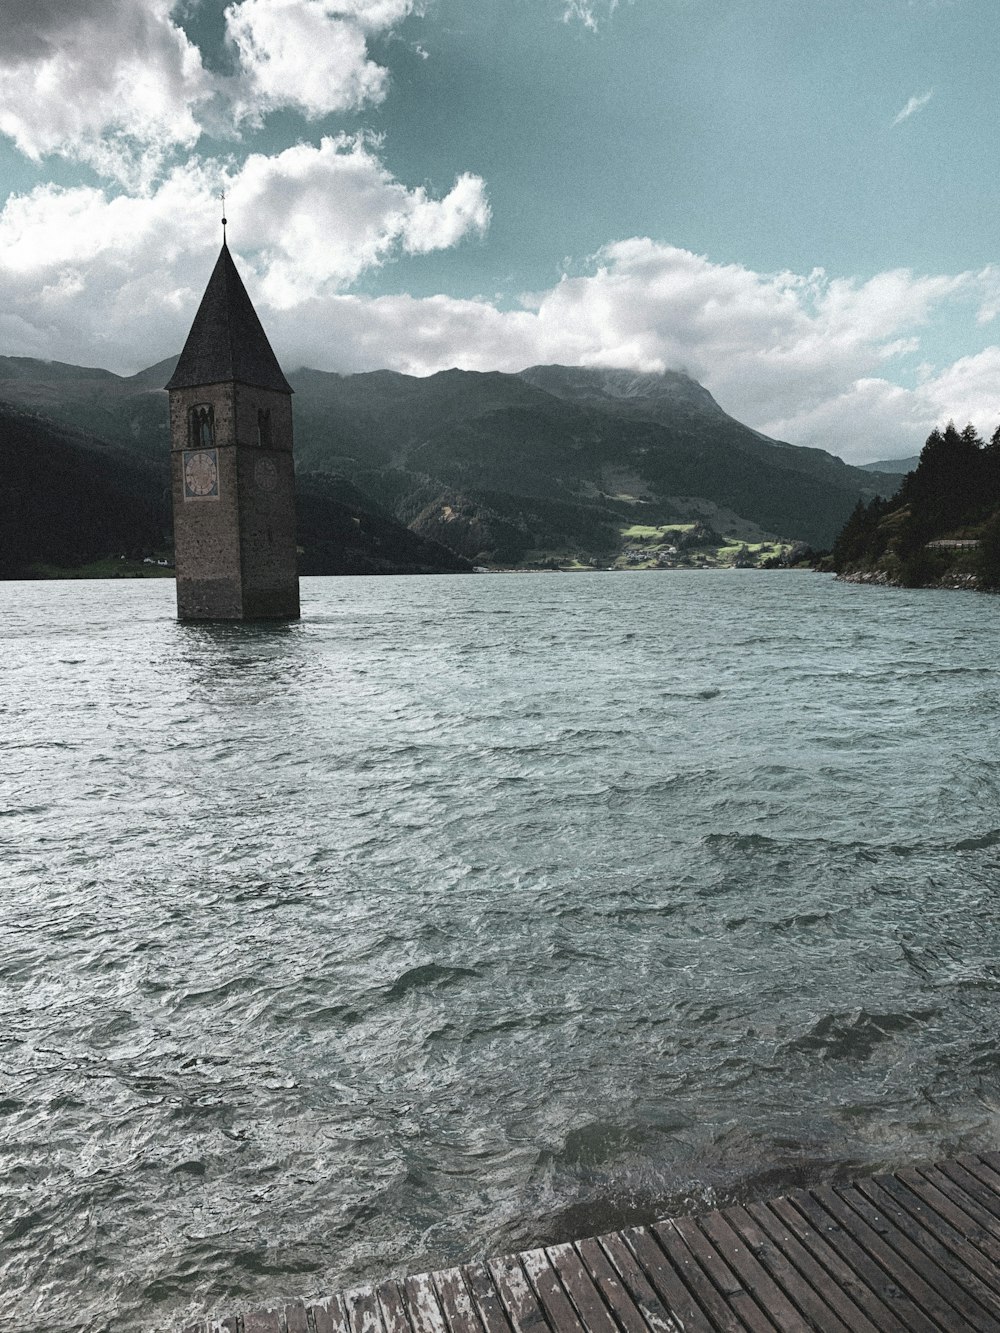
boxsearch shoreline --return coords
[837,568,983,591]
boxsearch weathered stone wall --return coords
[234,384,299,619]
[237,443,299,618]
[169,380,299,620]
[170,382,242,619]
[233,384,293,452]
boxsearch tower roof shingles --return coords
[165,243,292,395]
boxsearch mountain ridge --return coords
[0,354,902,562]
[860,455,920,475]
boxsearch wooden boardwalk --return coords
[186,1151,1000,1333]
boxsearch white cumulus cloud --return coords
[227,136,489,305]
[0,0,212,184]
[0,0,424,181]
[224,0,418,123]
[0,140,489,360]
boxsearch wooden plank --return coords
[811,1184,967,1332]
[954,1154,1000,1198]
[462,1262,515,1333]
[345,1286,388,1333]
[723,1202,856,1333]
[285,1303,310,1333]
[697,1208,812,1332]
[783,1188,934,1333]
[960,1153,1000,1189]
[911,1164,1000,1253]
[432,1267,486,1333]
[486,1255,550,1333]
[861,1173,1000,1304]
[617,1224,718,1333]
[311,1292,353,1333]
[244,1311,283,1333]
[403,1274,449,1333]
[762,1195,906,1332]
[520,1247,587,1333]
[972,1151,1000,1185]
[661,1216,779,1333]
[376,1281,414,1333]
[580,1233,683,1333]
[849,1176,1000,1331]
[545,1243,618,1333]
[942,1157,1000,1230]
[890,1167,1000,1258]
[744,1200,881,1333]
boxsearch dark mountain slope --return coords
[860,455,920,474]
[0,397,470,578]
[288,366,558,472]
[0,355,902,555]
[0,355,172,463]
[0,401,169,577]
[518,364,727,416]
[288,364,901,549]
[294,473,471,575]
[519,364,897,498]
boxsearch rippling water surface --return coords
[4,571,1000,1331]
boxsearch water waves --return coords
[4,573,1000,1330]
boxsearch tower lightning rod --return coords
[221,191,227,242]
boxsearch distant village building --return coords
[165,240,299,620]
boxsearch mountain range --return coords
[0,354,901,573]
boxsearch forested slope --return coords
[832,422,1000,588]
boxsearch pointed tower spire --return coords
[165,245,292,394]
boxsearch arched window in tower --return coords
[257,408,272,448]
[189,404,215,448]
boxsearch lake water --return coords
[4,571,1000,1332]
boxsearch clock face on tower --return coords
[183,448,219,500]
[254,456,278,492]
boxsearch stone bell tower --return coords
[165,238,299,621]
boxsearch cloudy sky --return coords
[2,0,1000,461]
